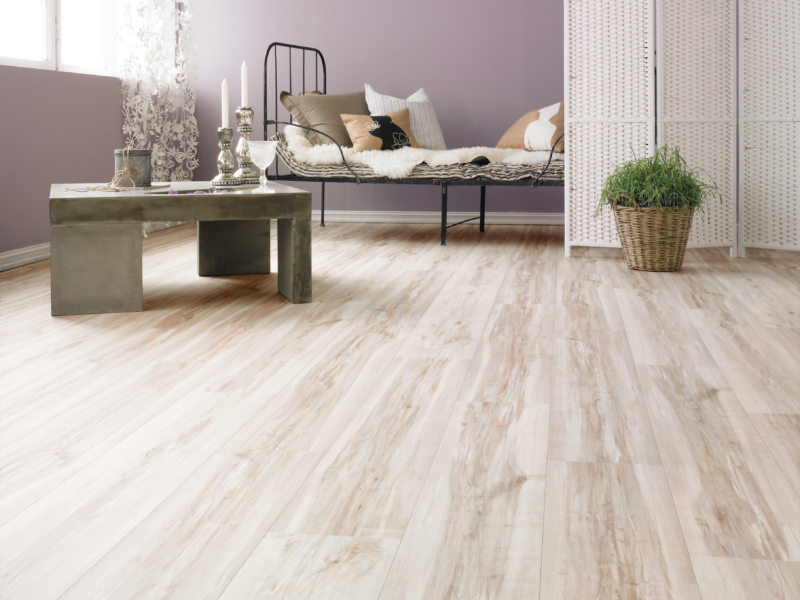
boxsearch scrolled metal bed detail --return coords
[264,42,564,245]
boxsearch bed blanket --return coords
[283,125,563,180]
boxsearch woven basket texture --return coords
[613,206,695,272]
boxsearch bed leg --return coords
[440,183,448,246]
[320,182,326,227]
[480,186,486,232]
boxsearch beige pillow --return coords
[341,108,418,152]
[497,102,564,152]
[280,90,368,146]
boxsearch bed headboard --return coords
[263,42,327,178]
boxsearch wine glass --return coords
[249,140,279,191]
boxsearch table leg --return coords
[50,223,142,315]
[277,217,311,303]
[197,220,270,276]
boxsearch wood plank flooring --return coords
[1,222,799,599]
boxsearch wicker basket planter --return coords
[612,205,694,271]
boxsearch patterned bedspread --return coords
[274,134,564,184]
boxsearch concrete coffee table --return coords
[49,182,312,315]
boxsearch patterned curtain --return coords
[118,0,199,181]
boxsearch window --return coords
[0,0,118,76]
[59,0,117,75]
[0,0,54,67]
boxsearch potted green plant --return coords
[599,146,718,272]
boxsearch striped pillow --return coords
[365,83,447,150]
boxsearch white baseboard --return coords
[0,242,50,272]
[0,223,180,272]
[0,212,563,272]
[143,221,184,236]
[311,209,564,226]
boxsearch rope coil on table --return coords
[67,148,139,193]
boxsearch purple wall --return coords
[0,66,123,252]
[192,0,564,215]
[0,0,562,253]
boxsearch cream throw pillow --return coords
[497,102,564,152]
[365,83,447,150]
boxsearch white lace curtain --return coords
[118,0,199,181]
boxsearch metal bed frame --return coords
[264,42,564,245]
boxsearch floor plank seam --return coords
[627,342,705,598]
[215,456,324,600]
[57,417,264,596]
[60,396,326,599]
[536,406,553,600]
[2,224,799,598]
[375,315,504,598]
[373,401,464,599]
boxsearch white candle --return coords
[221,78,229,128]
[241,61,249,107]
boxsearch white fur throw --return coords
[283,125,563,180]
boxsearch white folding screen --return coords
[564,0,655,255]
[656,0,738,254]
[739,0,800,251]
[565,0,798,256]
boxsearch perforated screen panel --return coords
[565,0,654,251]
[657,0,737,250]
[740,0,800,250]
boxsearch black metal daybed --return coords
[263,42,564,245]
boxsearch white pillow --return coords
[365,83,447,150]
[524,102,562,151]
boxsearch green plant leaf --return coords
[597,147,720,214]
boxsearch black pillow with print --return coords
[368,115,412,150]
[341,108,418,152]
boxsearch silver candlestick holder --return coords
[233,106,260,185]
[211,127,238,187]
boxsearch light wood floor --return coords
[1,222,799,599]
